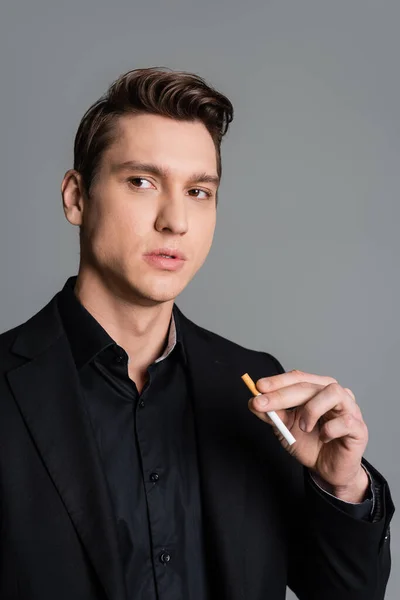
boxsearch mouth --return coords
[143,249,186,271]
[144,248,187,261]
[153,253,176,259]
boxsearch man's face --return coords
[79,113,219,305]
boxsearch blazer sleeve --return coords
[287,461,394,600]
[261,352,395,599]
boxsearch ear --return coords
[61,169,87,226]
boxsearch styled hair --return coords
[73,67,234,203]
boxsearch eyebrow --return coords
[111,160,220,187]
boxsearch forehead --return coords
[103,113,218,175]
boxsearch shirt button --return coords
[139,400,145,408]
[159,552,171,564]
[150,472,159,482]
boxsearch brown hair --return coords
[73,67,234,203]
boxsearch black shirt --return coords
[57,276,209,600]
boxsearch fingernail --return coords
[256,394,269,407]
[299,418,307,432]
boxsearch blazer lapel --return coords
[176,305,249,600]
[6,298,126,600]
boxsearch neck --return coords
[73,267,174,373]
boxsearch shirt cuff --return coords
[308,465,375,521]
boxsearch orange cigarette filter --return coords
[241,373,260,396]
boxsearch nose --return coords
[154,194,188,235]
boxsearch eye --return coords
[188,188,212,199]
[127,177,154,189]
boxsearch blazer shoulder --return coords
[177,306,285,375]
[206,326,285,374]
[0,294,61,371]
[0,322,24,352]
[0,322,26,375]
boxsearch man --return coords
[0,67,394,599]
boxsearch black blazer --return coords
[0,290,394,600]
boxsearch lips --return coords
[145,248,187,261]
[143,251,186,271]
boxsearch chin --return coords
[125,278,184,305]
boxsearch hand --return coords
[248,370,369,502]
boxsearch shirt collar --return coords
[57,276,187,371]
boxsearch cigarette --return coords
[241,373,296,446]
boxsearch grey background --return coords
[0,1,398,597]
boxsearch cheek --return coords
[90,203,148,251]
[193,219,216,260]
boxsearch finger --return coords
[252,381,326,412]
[256,370,338,394]
[319,413,368,444]
[344,387,356,402]
[247,397,289,427]
[298,383,359,432]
